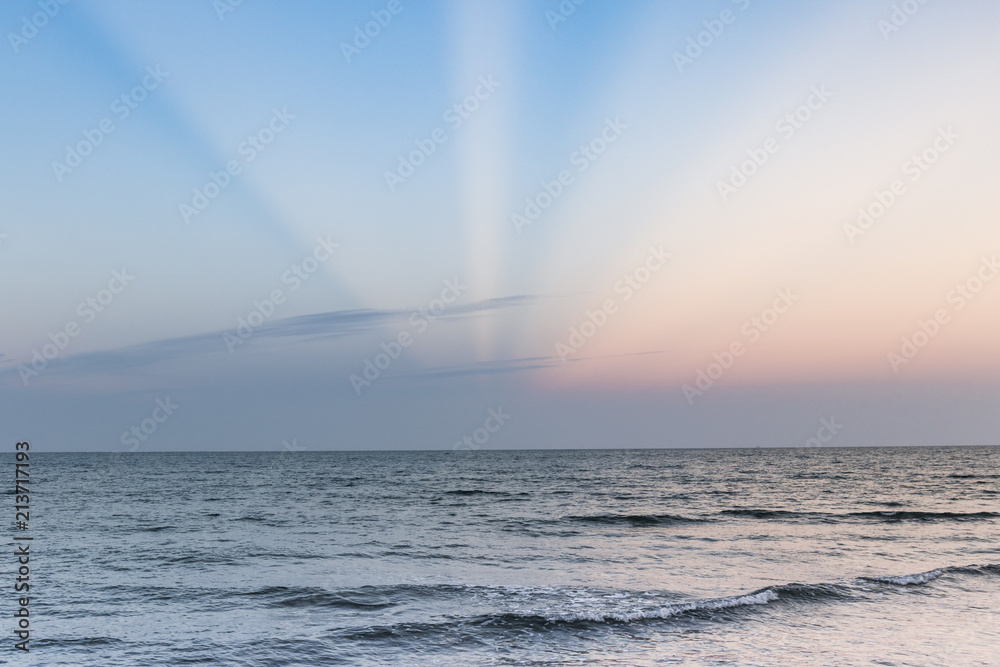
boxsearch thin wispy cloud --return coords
[2,296,538,382]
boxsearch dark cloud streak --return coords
[2,296,538,380]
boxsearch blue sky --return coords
[2,0,998,451]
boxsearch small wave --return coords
[862,569,943,585]
[164,553,237,565]
[721,508,999,522]
[237,585,396,609]
[443,489,510,496]
[380,550,456,560]
[862,563,1000,586]
[847,510,1000,522]
[329,564,1000,641]
[564,513,706,526]
[276,592,396,609]
[948,473,1000,479]
[336,589,783,639]
[765,582,854,602]
[244,551,328,560]
[938,563,1000,577]
[533,589,781,623]
[336,585,814,639]
[33,637,122,648]
[721,509,802,519]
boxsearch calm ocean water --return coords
[11,447,1000,665]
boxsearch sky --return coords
[1,0,998,452]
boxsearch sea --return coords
[11,446,1000,666]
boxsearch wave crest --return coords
[564,513,706,526]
